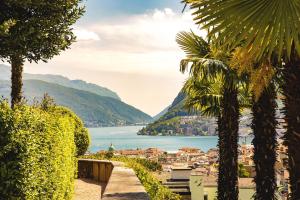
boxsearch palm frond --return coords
[183,75,223,117]
[237,82,252,109]
[176,31,210,58]
[180,57,228,78]
[189,0,300,61]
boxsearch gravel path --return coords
[74,178,105,200]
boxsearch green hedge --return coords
[0,102,80,199]
[52,106,90,156]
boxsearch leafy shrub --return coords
[133,158,162,171]
[238,163,250,178]
[82,154,181,200]
[37,94,91,156]
[0,101,79,199]
[52,106,90,156]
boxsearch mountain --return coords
[140,91,256,137]
[0,64,152,127]
[0,64,120,100]
[138,92,217,136]
[152,106,170,121]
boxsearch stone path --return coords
[74,178,105,200]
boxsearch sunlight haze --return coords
[23,0,206,116]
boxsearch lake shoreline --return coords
[88,126,253,153]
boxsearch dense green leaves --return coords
[0,0,84,106]
[0,101,90,199]
[0,19,15,36]
[176,31,210,58]
[0,0,84,62]
[177,30,249,200]
[187,0,300,61]
[52,106,90,156]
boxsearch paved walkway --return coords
[74,178,105,200]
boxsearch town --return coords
[98,141,289,199]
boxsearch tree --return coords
[0,19,15,36]
[0,0,84,107]
[185,1,300,198]
[230,49,279,200]
[177,31,249,200]
[238,163,250,178]
[252,83,278,200]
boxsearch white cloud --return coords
[25,8,206,115]
[73,29,100,41]
[84,8,206,54]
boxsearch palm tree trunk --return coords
[10,55,24,108]
[283,55,300,199]
[217,114,226,197]
[252,83,277,200]
[217,86,239,200]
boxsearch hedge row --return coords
[51,106,90,156]
[0,101,90,199]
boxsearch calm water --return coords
[88,126,252,153]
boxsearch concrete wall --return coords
[78,159,113,183]
[203,186,254,200]
[77,159,150,200]
[171,169,192,180]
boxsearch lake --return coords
[88,126,253,153]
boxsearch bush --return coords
[52,106,90,156]
[36,95,90,156]
[134,158,162,171]
[0,101,79,199]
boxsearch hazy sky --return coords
[22,0,205,116]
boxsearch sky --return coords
[23,0,206,116]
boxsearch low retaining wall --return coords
[78,159,150,200]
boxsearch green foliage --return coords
[238,163,250,178]
[51,106,90,157]
[0,19,15,36]
[133,158,162,172]
[139,92,213,136]
[83,154,180,200]
[37,94,90,156]
[0,101,77,199]
[176,31,210,58]
[0,0,84,62]
[105,151,114,159]
[186,0,300,61]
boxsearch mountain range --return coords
[0,64,152,127]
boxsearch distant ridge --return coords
[24,73,121,100]
[152,105,170,121]
[139,92,217,136]
[0,64,152,127]
[140,91,256,136]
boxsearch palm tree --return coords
[231,49,279,199]
[177,31,244,200]
[184,1,300,198]
[252,83,278,200]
